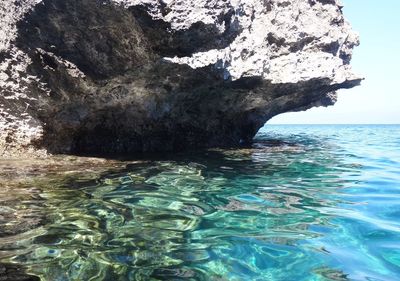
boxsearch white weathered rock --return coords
[160,0,359,83]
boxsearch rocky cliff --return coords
[0,0,361,157]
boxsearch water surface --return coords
[1,125,399,280]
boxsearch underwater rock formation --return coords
[0,0,361,156]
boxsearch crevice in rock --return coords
[128,5,241,57]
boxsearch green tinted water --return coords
[1,125,399,280]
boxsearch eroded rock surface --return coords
[0,0,361,157]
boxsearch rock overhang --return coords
[0,0,362,157]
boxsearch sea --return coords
[0,124,399,281]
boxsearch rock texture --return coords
[0,0,361,157]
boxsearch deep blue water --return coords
[0,124,399,280]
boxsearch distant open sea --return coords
[1,124,400,280]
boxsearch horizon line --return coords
[266,123,400,125]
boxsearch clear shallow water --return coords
[1,125,400,280]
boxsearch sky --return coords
[269,0,400,124]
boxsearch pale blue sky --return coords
[269,0,400,124]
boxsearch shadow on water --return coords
[0,134,362,280]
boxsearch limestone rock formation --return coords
[0,0,361,157]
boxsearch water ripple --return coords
[0,125,399,280]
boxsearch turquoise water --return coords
[1,125,400,280]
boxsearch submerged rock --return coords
[0,263,40,281]
[0,0,361,157]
